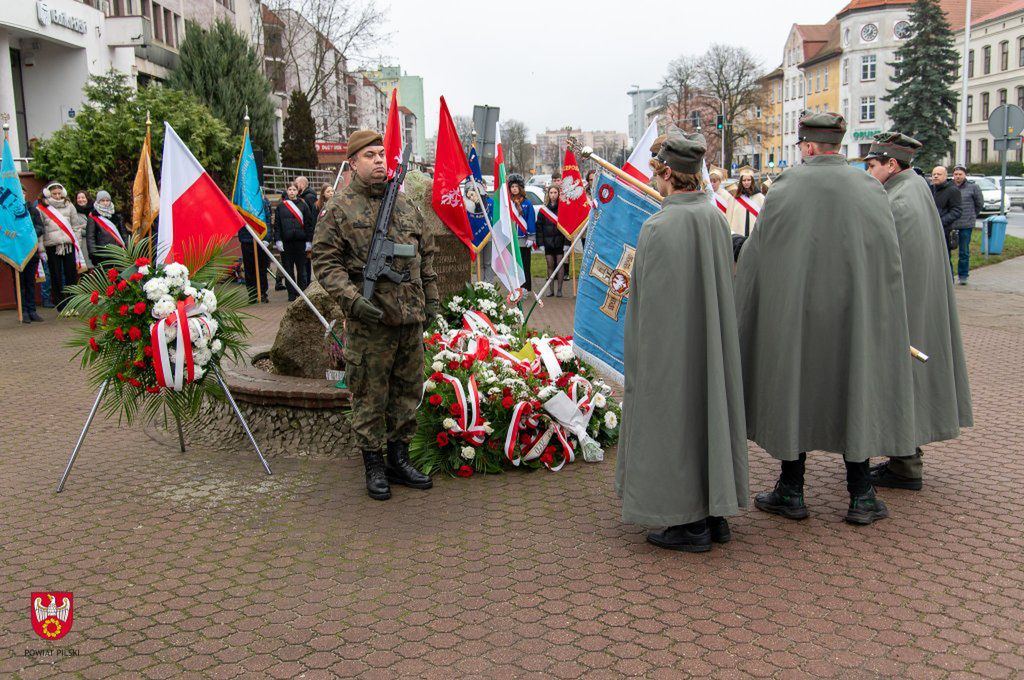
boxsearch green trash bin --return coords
[982,215,1007,256]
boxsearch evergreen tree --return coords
[169,20,278,164]
[280,90,318,169]
[882,0,959,167]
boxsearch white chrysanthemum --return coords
[483,423,494,435]
[593,393,607,409]
[211,339,223,353]
[432,361,443,372]
[460,446,475,460]
[152,295,176,319]
[443,418,456,430]
[183,285,199,299]
[538,385,558,401]
[487,387,501,396]
[447,301,461,312]
[555,345,574,362]
[452,296,463,304]
[199,289,217,313]
[144,278,170,302]
[164,323,177,341]
[162,262,189,283]
[193,364,205,380]
[424,380,436,391]
[138,265,150,276]
[604,411,618,429]
[193,346,213,367]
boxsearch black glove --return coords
[425,299,441,322]
[351,297,384,324]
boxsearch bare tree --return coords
[266,0,389,137]
[695,44,765,168]
[661,56,700,129]
[453,115,474,154]
[500,120,533,174]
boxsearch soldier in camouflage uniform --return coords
[312,130,440,500]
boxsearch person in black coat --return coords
[537,184,567,297]
[274,184,313,301]
[929,166,963,279]
[85,190,129,268]
[295,176,319,284]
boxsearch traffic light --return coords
[716,115,724,130]
[691,111,702,129]
[768,153,775,168]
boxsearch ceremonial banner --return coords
[557,147,591,239]
[489,125,525,297]
[0,137,38,270]
[431,96,475,258]
[384,88,402,180]
[231,126,267,238]
[466,145,492,253]
[157,123,244,264]
[622,119,659,183]
[132,125,160,235]
[573,172,659,380]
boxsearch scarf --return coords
[96,202,115,218]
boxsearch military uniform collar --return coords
[662,191,707,206]
[885,169,916,189]
[351,173,387,198]
[803,154,847,166]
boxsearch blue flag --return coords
[466,145,492,253]
[572,172,659,380]
[231,127,268,239]
[0,137,38,270]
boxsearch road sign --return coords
[779,160,788,168]
[988,104,1024,139]
[995,137,1023,152]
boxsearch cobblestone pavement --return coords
[2,269,1023,679]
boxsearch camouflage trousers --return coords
[344,319,424,451]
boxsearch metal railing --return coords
[262,165,337,197]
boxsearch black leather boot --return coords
[707,516,731,543]
[362,449,391,500]
[385,441,433,489]
[647,519,712,552]
[845,487,889,525]
[754,480,809,520]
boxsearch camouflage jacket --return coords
[312,174,438,326]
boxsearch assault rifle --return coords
[362,142,415,300]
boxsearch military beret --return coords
[655,130,706,174]
[797,111,847,144]
[863,131,922,164]
[347,129,384,158]
[650,134,668,156]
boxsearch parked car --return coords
[527,174,552,188]
[985,175,1024,208]
[970,176,1012,215]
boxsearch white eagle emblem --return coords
[560,176,585,202]
[34,594,71,623]
[439,187,463,208]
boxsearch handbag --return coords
[946,228,959,250]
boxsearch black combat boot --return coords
[844,487,889,525]
[707,516,732,543]
[362,449,391,500]
[869,461,922,490]
[385,441,433,490]
[754,481,810,519]
[647,519,712,553]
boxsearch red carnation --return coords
[119,304,129,316]
[449,402,462,416]
[116,372,125,381]
[461,357,474,369]
[456,465,474,478]
[90,290,100,304]
[106,284,116,297]
[101,313,109,324]
[540,452,554,466]
[544,445,557,455]
[117,280,128,292]
[501,396,514,409]
[89,316,98,330]
[89,337,100,352]
[133,301,147,315]
[128,326,142,341]
[428,394,442,406]
[502,387,512,397]
[436,432,449,447]
[430,333,441,343]
[114,327,125,342]
[135,257,150,267]
[487,440,500,450]
[128,378,142,388]
[143,345,153,357]
[430,372,442,381]
[134,359,146,368]
[447,360,459,371]
[107,268,119,282]
[130,273,144,281]
[145,386,160,394]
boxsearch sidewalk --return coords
[1,279,1023,678]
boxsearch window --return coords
[1000,41,1009,71]
[892,52,903,79]
[824,66,829,90]
[983,45,991,74]
[981,138,988,163]
[861,54,877,81]
[842,98,849,117]
[982,92,990,120]
[1018,86,1024,110]
[968,49,974,77]
[842,58,849,85]
[1020,37,1024,67]
[824,103,829,113]
[967,95,973,123]
[815,69,821,93]
[152,2,162,42]
[999,89,1007,106]
[799,77,804,97]
[965,140,971,163]
[860,96,876,122]
[163,8,174,46]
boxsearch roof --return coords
[759,65,784,82]
[800,22,842,68]
[836,0,1007,30]
[970,0,1024,26]
[795,20,837,61]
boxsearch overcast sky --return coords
[380,0,850,142]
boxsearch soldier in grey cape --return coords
[616,131,748,552]
[313,130,440,501]
[863,132,973,490]
[735,112,917,525]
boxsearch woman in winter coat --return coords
[85,190,129,268]
[274,183,313,301]
[507,173,536,291]
[725,168,764,237]
[537,184,568,297]
[38,182,87,309]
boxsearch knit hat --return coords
[96,190,112,202]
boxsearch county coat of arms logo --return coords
[31,592,73,640]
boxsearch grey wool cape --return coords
[734,155,917,463]
[616,192,748,527]
[884,170,973,443]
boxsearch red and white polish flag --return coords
[156,123,245,264]
[621,119,659,184]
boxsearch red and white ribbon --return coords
[713,194,728,214]
[282,199,304,223]
[538,205,557,224]
[462,310,498,335]
[89,214,125,247]
[38,203,85,270]
[150,297,211,391]
[435,373,487,446]
[503,401,540,466]
[735,194,760,218]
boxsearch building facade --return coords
[367,65,426,162]
[346,72,386,137]
[759,68,784,175]
[535,128,629,175]
[626,87,658,145]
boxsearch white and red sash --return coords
[282,199,304,223]
[538,205,557,224]
[38,203,85,269]
[713,193,729,214]
[734,194,760,218]
[509,199,528,236]
[90,214,125,247]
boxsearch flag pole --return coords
[471,175,543,308]
[524,227,586,325]
[145,110,154,263]
[241,108,263,305]
[568,137,664,203]
[3,121,23,323]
